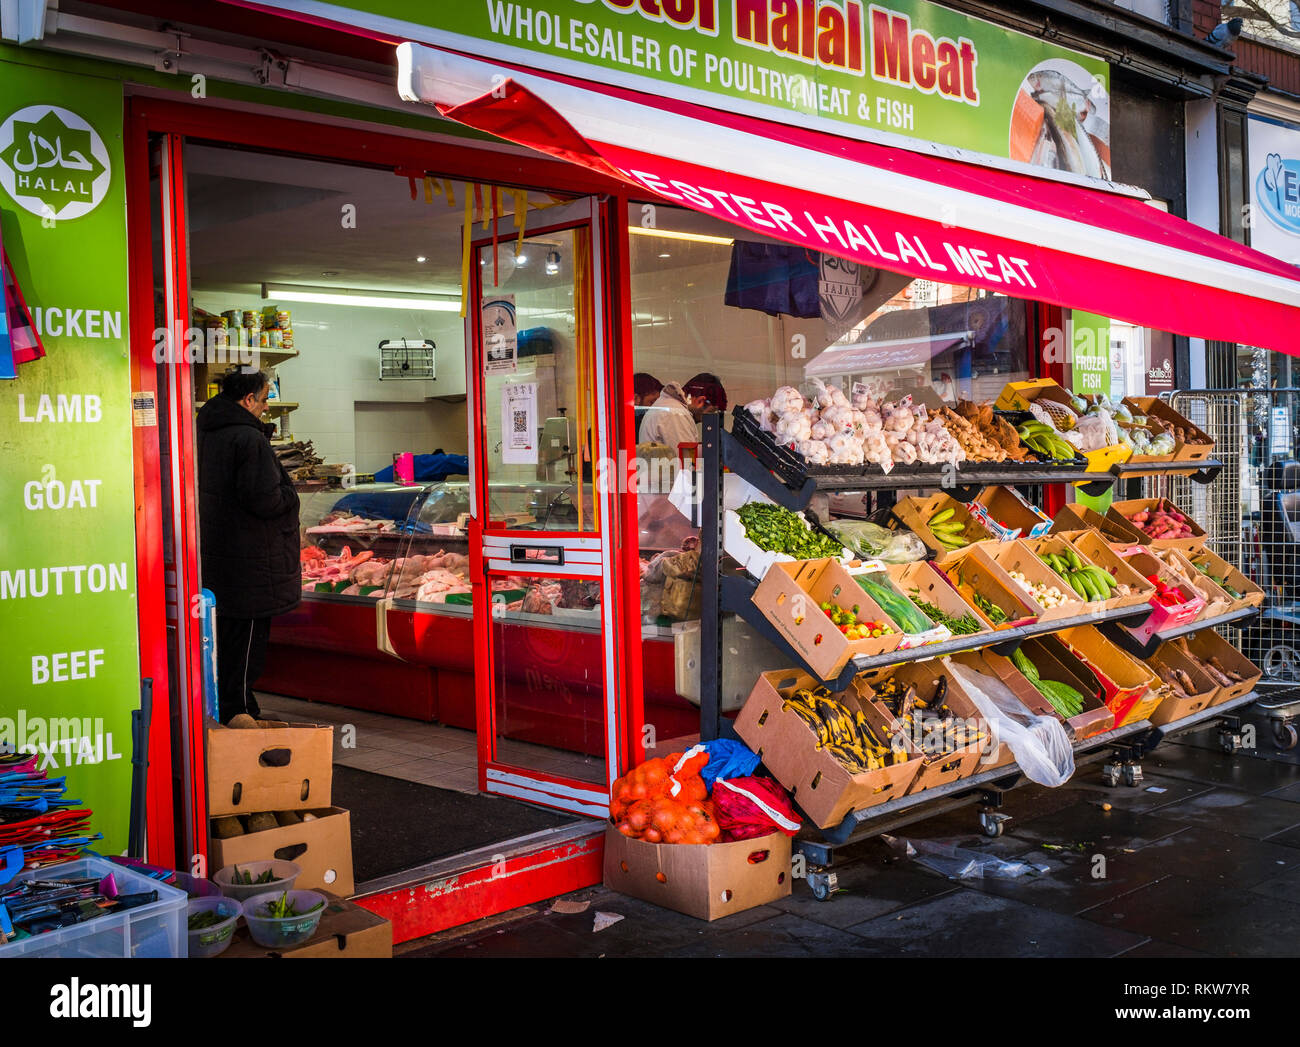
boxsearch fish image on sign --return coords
[1008,60,1111,181]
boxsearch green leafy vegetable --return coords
[736,502,843,559]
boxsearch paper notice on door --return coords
[502,381,538,465]
[483,294,517,376]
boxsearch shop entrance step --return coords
[350,821,605,943]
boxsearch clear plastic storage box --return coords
[0,856,187,958]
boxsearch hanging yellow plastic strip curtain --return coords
[574,229,599,533]
[491,186,500,287]
[516,190,528,256]
[460,186,473,318]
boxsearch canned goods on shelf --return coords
[242,311,262,330]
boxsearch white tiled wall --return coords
[194,289,469,470]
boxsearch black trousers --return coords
[216,616,271,724]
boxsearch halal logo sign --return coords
[0,105,110,220]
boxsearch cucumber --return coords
[1011,647,1041,683]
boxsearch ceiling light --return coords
[658,252,671,258]
[628,227,734,246]
[545,249,561,275]
[416,255,427,263]
[321,270,339,277]
[516,253,529,265]
[262,282,461,311]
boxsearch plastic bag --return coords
[712,776,801,841]
[941,658,1075,787]
[825,520,927,563]
[696,739,761,792]
[884,835,1051,880]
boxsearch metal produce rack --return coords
[696,410,1255,879]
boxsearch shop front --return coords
[4,0,1300,947]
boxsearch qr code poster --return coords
[501,381,537,465]
[482,295,517,376]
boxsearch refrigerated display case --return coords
[264,481,702,741]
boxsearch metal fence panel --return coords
[1143,389,1300,683]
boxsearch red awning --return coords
[398,44,1300,357]
[805,334,969,377]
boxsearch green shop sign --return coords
[278,0,1112,176]
[0,53,137,856]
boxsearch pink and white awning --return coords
[398,44,1300,356]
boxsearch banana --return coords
[929,508,955,525]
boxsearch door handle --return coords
[509,544,564,565]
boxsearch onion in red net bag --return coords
[712,776,801,842]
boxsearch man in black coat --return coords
[197,370,301,723]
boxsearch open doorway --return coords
[152,135,622,887]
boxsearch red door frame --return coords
[124,110,176,868]
[467,202,629,814]
[124,94,647,858]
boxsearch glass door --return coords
[470,199,617,817]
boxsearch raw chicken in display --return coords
[300,546,385,594]
[306,512,398,536]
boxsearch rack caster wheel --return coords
[1273,722,1299,751]
[979,811,1009,838]
[807,870,838,901]
[1101,760,1122,787]
[1219,728,1244,754]
[1121,763,1143,787]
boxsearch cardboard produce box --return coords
[1145,642,1219,726]
[1176,630,1262,705]
[734,669,921,829]
[1150,548,1233,621]
[977,539,1089,622]
[603,827,792,921]
[1109,498,1207,553]
[210,806,354,896]
[995,380,1125,470]
[941,651,1018,770]
[937,546,1037,629]
[206,720,333,817]
[861,663,987,794]
[891,492,992,560]
[1050,530,1158,611]
[886,561,991,643]
[1112,549,1205,641]
[1054,626,1163,727]
[221,894,392,958]
[993,635,1114,740]
[970,485,1052,541]
[752,559,904,679]
[1124,396,1215,463]
[1182,547,1264,613]
[1051,503,1149,548]
[850,566,948,648]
